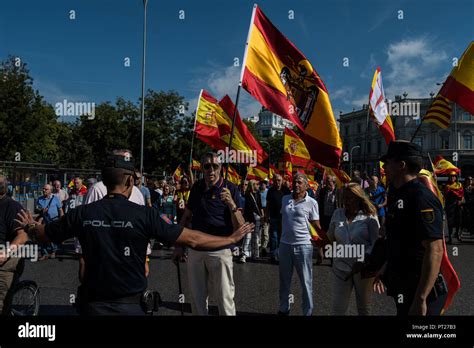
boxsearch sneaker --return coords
[50,252,56,259]
[239,255,246,264]
[38,255,48,261]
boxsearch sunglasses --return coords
[203,163,220,171]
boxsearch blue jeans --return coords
[278,243,314,316]
[269,217,281,257]
[41,242,57,256]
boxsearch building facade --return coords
[339,95,474,177]
[251,107,294,137]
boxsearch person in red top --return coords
[72,177,88,196]
[444,172,464,244]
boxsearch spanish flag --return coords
[433,155,460,176]
[423,95,452,129]
[191,159,201,170]
[323,166,350,189]
[269,163,279,181]
[379,161,387,187]
[241,5,342,167]
[438,42,474,115]
[246,165,269,181]
[173,165,183,182]
[195,89,230,151]
[222,165,242,185]
[283,127,311,167]
[369,67,395,145]
[418,168,460,313]
[218,95,268,163]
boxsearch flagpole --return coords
[363,103,370,174]
[189,89,202,167]
[224,4,257,183]
[139,0,148,176]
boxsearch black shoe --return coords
[261,248,267,257]
[277,310,289,316]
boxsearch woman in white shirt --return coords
[327,183,380,315]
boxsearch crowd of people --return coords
[1,141,474,316]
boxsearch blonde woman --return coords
[327,183,379,315]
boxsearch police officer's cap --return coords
[380,140,422,162]
[103,155,135,173]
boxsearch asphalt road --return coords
[18,235,473,316]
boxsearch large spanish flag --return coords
[433,155,460,176]
[369,67,395,145]
[219,95,268,163]
[241,5,342,167]
[438,42,474,115]
[195,89,230,151]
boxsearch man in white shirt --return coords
[279,173,321,316]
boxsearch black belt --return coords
[87,292,143,304]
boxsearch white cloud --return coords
[188,65,262,118]
[384,37,448,99]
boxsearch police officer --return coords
[15,155,254,315]
[374,140,447,316]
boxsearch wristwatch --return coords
[231,205,239,213]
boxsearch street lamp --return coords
[139,0,148,176]
[350,145,361,178]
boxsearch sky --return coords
[1,0,473,120]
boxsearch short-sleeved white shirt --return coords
[327,208,380,276]
[280,192,320,245]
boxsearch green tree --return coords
[0,56,59,163]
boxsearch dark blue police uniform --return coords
[385,178,447,315]
[45,193,183,315]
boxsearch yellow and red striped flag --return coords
[433,155,460,176]
[222,165,242,185]
[283,127,311,167]
[241,5,342,167]
[438,41,474,115]
[246,165,269,181]
[369,67,395,145]
[379,161,387,187]
[323,166,350,189]
[172,165,183,182]
[423,95,452,129]
[191,159,201,170]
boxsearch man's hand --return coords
[408,298,427,316]
[15,209,36,228]
[373,277,386,294]
[171,246,187,265]
[220,187,236,208]
[229,222,254,244]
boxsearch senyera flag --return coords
[369,67,395,145]
[418,168,460,313]
[423,94,452,129]
[241,5,342,167]
[433,155,460,176]
[219,95,268,163]
[438,41,474,115]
